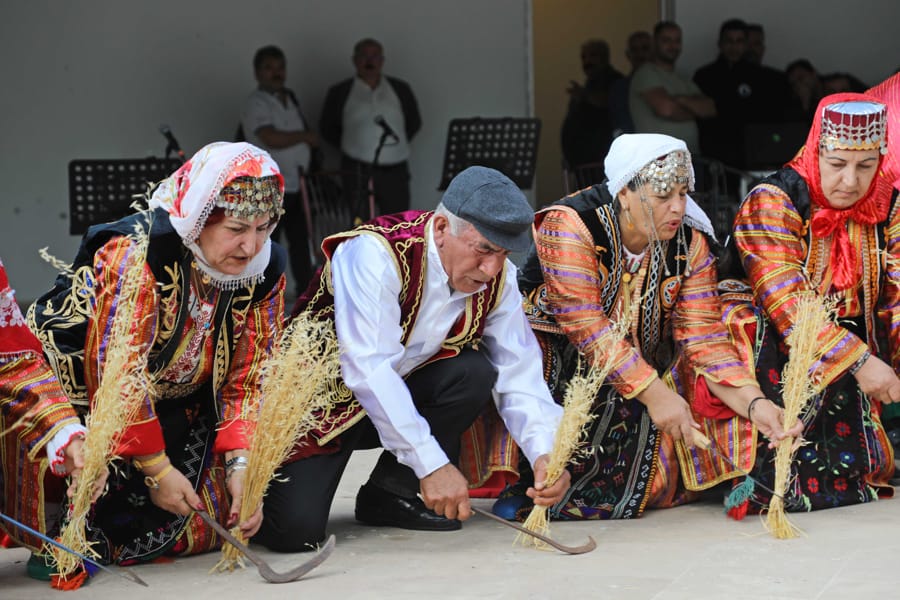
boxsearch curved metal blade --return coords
[198,511,335,583]
[472,507,596,555]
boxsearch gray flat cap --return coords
[441,166,534,252]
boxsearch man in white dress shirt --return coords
[241,45,320,293]
[319,38,421,216]
[254,166,569,552]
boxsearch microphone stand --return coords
[365,129,392,218]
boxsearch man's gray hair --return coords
[434,202,472,236]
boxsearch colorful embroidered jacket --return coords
[292,210,505,455]
[735,168,900,387]
[28,209,286,457]
[0,259,80,461]
[521,188,756,399]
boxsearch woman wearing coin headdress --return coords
[12,142,286,572]
[492,133,795,521]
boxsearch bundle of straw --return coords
[516,308,634,549]
[515,363,603,549]
[765,293,833,539]
[215,311,341,571]
[52,225,152,581]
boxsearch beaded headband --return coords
[820,100,888,154]
[216,175,285,220]
[633,150,693,194]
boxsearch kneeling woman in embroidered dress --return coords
[497,134,798,520]
[19,142,286,567]
[722,94,897,512]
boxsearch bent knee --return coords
[253,513,327,553]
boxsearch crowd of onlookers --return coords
[560,18,892,175]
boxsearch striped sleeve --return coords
[672,232,756,387]
[735,184,867,386]
[877,191,900,370]
[85,236,165,457]
[0,354,81,460]
[535,207,656,398]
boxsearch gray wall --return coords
[0,0,531,300]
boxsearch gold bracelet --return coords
[133,452,168,470]
[144,463,174,490]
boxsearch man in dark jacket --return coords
[319,38,421,215]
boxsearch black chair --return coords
[562,161,606,195]
[298,168,371,266]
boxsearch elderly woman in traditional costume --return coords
[721,93,897,513]
[10,142,285,576]
[493,133,798,521]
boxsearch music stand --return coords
[68,158,182,235]
[437,117,541,190]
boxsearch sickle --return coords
[471,507,596,555]
[691,430,800,508]
[198,511,335,583]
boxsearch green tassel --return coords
[724,477,755,520]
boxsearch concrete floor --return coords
[1,448,898,600]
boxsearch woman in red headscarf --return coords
[721,92,897,513]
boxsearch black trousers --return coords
[271,191,312,295]
[253,349,496,552]
[341,155,411,216]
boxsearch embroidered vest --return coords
[293,210,506,450]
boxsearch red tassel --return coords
[50,569,89,591]
[727,500,749,521]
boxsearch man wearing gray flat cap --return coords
[254,166,569,552]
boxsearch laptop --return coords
[743,122,808,170]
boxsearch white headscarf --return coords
[604,133,715,239]
[148,142,284,289]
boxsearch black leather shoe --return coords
[354,483,462,531]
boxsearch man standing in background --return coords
[629,21,715,154]
[320,38,421,215]
[609,31,652,139]
[693,19,789,168]
[241,45,319,294]
[560,39,623,169]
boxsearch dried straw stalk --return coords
[765,293,832,539]
[515,363,603,548]
[215,311,341,571]
[53,225,152,579]
[516,305,634,549]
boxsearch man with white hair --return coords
[254,166,569,552]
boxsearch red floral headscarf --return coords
[148,142,284,290]
[788,92,892,290]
